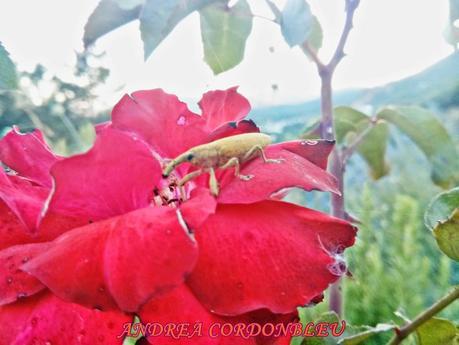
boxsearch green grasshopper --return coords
[162,133,282,196]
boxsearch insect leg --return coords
[178,169,204,186]
[208,167,219,196]
[176,169,204,200]
[243,145,283,164]
[220,157,253,181]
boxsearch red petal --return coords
[140,285,257,345]
[273,140,335,170]
[111,89,208,157]
[0,292,130,345]
[199,87,251,131]
[23,206,199,312]
[0,244,48,305]
[0,201,88,251]
[0,172,49,232]
[0,202,36,250]
[217,144,339,204]
[179,188,217,230]
[47,129,162,221]
[139,285,220,345]
[0,128,59,187]
[206,120,260,143]
[187,201,356,315]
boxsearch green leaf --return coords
[114,0,144,10]
[445,0,459,47]
[199,0,253,74]
[83,0,142,48]
[338,324,396,345]
[416,317,459,345]
[281,0,313,47]
[334,107,389,179]
[434,209,459,261]
[141,0,217,60]
[378,106,459,188]
[0,42,18,90]
[301,16,323,59]
[425,187,459,230]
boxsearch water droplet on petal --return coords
[22,256,30,263]
[6,277,13,285]
[177,116,186,126]
[280,291,286,296]
[31,317,38,326]
[17,292,28,299]
[236,282,243,289]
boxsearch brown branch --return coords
[341,118,378,163]
[301,42,326,71]
[388,286,459,345]
[328,0,360,71]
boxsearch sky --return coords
[0,0,454,108]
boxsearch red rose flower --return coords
[0,87,356,344]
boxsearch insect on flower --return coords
[162,133,283,196]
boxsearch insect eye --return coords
[187,154,194,161]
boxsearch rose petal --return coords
[0,172,49,232]
[139,285,221,345]
[179,188,217,230]
[198,87,251,131]
[206,120,260,143]
[272,140,335,170]
[217,144,339,204]
[0,202,35,251]
[111,89,208,157]
[187,200,357,315]
[0,292,130,345]
[47,129,162,221]
[0,127,59,187]
[0,201,89,250]
[23,206,199,312]
[0,243,48,305]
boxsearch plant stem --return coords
[387,286,459,345]
[264,0,360,318]
[318,0,359,317]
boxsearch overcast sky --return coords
[0,0,454,107]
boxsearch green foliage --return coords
[0,42,18,90]
[416,317,459,345]
[425,187,459,230]
[344,186,455,344]
[83,0,141,48]
[378,106,459,188]
[0,52,108,154]
[425,188,459,261]
[334,107,389,179]
[445,0,459,47]
[338,324,395,345]
[140,0,217,59]
[301,16,323,60]
[199,0,253,74]
[433,210,459,261]
[280,0,313,47]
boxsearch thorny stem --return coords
[264,0,360,317]
[387,286,459,345]
[319,0,360,317]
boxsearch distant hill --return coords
[250,51,459,134]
